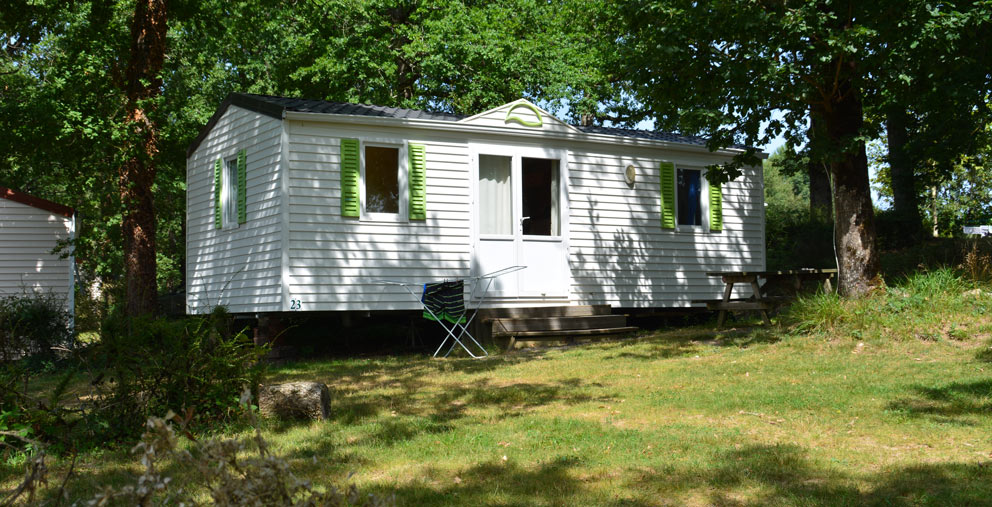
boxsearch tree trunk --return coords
[886,105,922,241]
[388,5,417,102]
[815,73,882,297]
[120,0,167,316]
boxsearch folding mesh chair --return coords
[376,265,525,358]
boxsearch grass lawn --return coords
[250,326,992,506]
[5,284,992,505]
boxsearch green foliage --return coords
[92,311,269,439]
[86,398,390,506]
[786,268,981,339]
[0,363,79,456]
[0,310,267,465]
[6,392,388,506]
[604,1,990,174]
[763,147,810,214]
[762,148,834,270]
[0,292,75,364]
[874,123,992,237]
[1,0,609,302]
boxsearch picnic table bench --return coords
[692,269,838,327]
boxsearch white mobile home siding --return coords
[186,105,283,314]
[568,146,764,307]
[186,95,767,315]
[284,120,472,311]
[0,198,73,302]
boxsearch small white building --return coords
[0,186,76,317]
[185,93,766,316]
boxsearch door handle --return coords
[519,216,530,224]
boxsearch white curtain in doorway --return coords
[479,155,512,235]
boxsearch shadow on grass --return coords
[599,326,782,361]
[373,455,656,507]
[629,444,992,506]
[976,341,992,363]
[887,380,992,425]
[260,354,603,452]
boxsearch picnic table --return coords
[693,269,838,327]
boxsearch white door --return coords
[473,146,569,299]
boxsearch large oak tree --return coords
[603,0,991,296]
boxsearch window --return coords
[677,168,702,227]
[479,155,512,235]
[521,157,560,236]
[222,157,239,228]
[364,146,400,214]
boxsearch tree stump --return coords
[258,382,330,421]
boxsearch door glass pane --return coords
[677,168,702,226]
[479,155,512,235]
[522,157,560,236]
[365,146,399,213]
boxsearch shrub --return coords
[5,391,390,506]
[0,292,74,364]
[785,268,979,340]
[91,309,268,439]
[960,239,992,283]
[0,363,79,456]
[764,209,835,271]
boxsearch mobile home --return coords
[0,186,76,319]
[185,93,765,317]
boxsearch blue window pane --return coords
[677,169,702,226]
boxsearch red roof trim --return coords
[0,186,75,218]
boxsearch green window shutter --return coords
[408,143,427,220]
[659,161,676,229]
[237,149,247,224]
[214,158,223,229]
[340,138,360,217]
[709,179,723,232]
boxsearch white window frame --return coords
[221,155,240,230]
[470,144,568,242]
[675,166,710,233]
[359,139,408,222]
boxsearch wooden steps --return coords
[495,327,640,338]
[482,305,637,340]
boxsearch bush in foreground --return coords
[1,309,268,457]
[5,390,389,506]
[0,292,74,364]
[91,308,269,440]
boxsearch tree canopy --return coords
[2,0,990,309]
[1,0,608,313]
[602,0,992,295]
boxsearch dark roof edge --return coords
[1,186,75,218]
[186,93,284,158]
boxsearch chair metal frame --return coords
[376,265,526,358]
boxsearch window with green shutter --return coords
[709,179,723,232]
[214,159,223,229]
[408,144,427,220]
[659,161,676,229]
[340,138,360,217]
